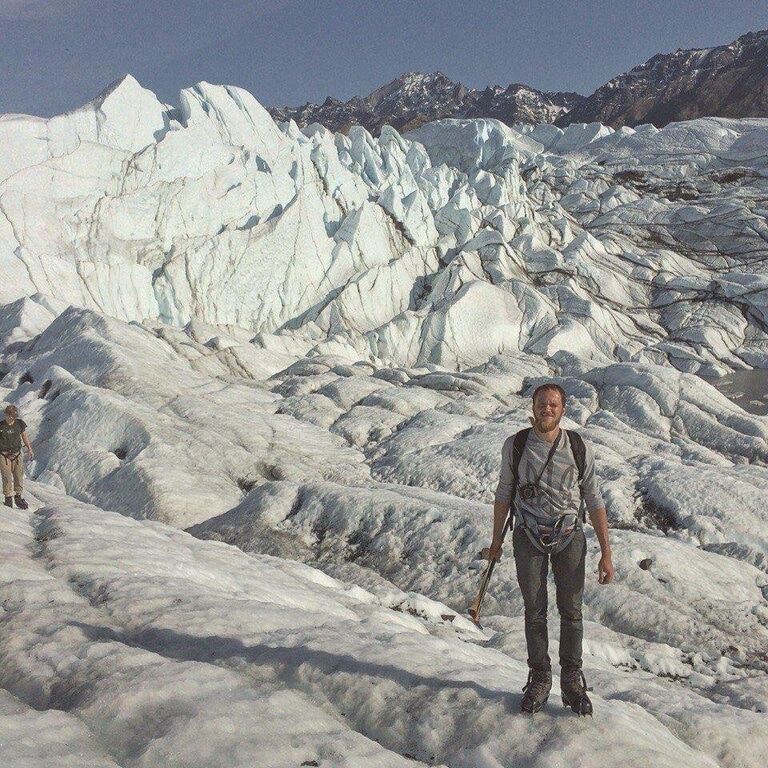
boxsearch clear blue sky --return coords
[2,0,767,117]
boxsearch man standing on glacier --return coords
[488,382,614,716]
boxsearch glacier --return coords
[0,75,767,767]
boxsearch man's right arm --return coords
[489,438,514,560]
[489,498,510,560]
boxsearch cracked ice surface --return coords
[0,300,767,767]
[1,78,768,767]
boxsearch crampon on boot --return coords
[560,668,593,716]
[520,668,552,714]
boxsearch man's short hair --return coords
[4,404,18,416]
[532,383,567,408]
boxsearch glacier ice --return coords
[1,76,768,767]
[2,77,768,374]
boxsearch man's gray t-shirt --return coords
[494,428,604,526]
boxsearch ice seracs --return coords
[0,74,169,183]
[2,77,768,375]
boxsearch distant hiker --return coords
[489,383,614,716]
[1,404,33,510]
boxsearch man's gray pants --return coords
[512,524,586,672]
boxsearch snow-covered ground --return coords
[1,77,767,767]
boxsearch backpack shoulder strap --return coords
[567,430,586,482]
[567,430,587,522]
[510,428,532,505]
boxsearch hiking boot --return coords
[521,668,552,713]
[3,496,12,508]
[13,495,28,510]
[561,667,593,716]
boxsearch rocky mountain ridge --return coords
[270,29,768,133]
[269,71,582,134]
[557,29,768,128]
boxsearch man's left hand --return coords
[598,553,614,584]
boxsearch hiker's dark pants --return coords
[513,525,586,673]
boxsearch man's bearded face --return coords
[533,389,565,431]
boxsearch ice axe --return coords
[468,516,511,628]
